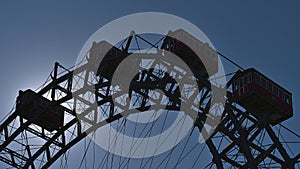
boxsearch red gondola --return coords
[232,68,293,125]
[89,41,125,78]
[16,89,64,131]
[161,29,219,78]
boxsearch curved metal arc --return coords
[23,118,78,168]
[40,113,123,169]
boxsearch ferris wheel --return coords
[0,28,299,169]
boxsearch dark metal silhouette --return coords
[0,30,299,169]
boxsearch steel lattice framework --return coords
[0,32,299,169]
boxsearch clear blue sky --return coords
[0,0,299,168]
